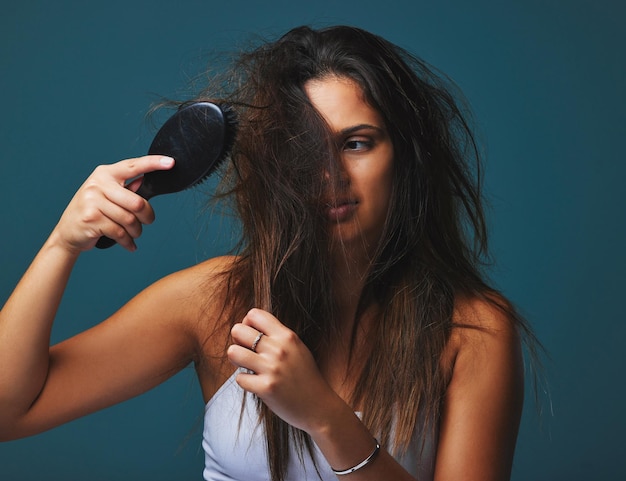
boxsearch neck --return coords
[322,252,378,400]
[331,247,372,327]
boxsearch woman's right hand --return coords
[52,155,174,253]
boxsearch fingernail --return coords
[160,156,174,166]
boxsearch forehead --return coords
[303,76,384,131]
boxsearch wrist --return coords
[46,229,84,260]
[331,438,380,476]
[305,395,381,477]
[303,389,352,439]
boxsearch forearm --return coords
[229,309,418,480]
[0,231,79,424]
[308,396,415,481]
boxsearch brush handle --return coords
[95,236,118,249]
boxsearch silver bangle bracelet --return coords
[331,438,380,476]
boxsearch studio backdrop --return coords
[1,1,624,480]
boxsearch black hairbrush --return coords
[96,101,237,249]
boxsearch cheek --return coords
[361,167,393,225]
[380,177,394,214]
[377,161,395,206]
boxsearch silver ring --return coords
[251,332,264,352]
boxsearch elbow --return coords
[0,420,22,442]
[0,402,37,442]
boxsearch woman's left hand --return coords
[227,308,339,434]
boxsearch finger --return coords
[125,176,144,193]
[227,344,265,375]
[101,183,156,226]
[107,155,175,185]
[118,155,175,180]
[67,192,137,251]
[97,219,137,251]
[231,323,266,352]
[242,309,300,353]
[241,308,283,335]
[85,202,143,251]
[97,202,144,240]
[234,369,263,394]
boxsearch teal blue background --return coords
[1,1,624,479]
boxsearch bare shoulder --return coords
[443,292,524,399]
[145,255,238,332]
[88,254,240,370]
[440,292,524,401]
[155,255,237,290]
[434,293,525,480]
[446,293,522,359]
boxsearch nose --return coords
[322,156,349,188]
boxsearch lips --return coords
[325,199,358,222]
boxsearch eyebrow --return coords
[339,124,386,136]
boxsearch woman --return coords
[0,25,531,480]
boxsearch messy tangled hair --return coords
[199,25,533,481]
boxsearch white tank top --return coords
[202,370,437,480]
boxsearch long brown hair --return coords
[199,25,536,481]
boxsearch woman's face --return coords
[304,75,394,253]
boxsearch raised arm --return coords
[0,155,200,439]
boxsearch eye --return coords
[343,137,373,152]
